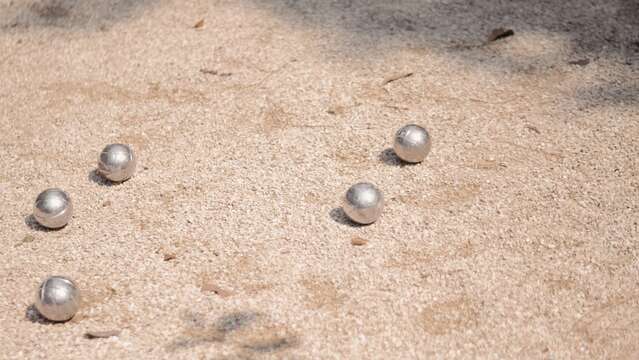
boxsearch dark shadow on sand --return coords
[1,0,161,31]
[25,304,55,324]
[87,169,119,187]
[241,0,639,106]
[329,207,367,228]
[24,214,60,232]
[378,148,421,167]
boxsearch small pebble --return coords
[351,236,369,246]
[84,330,120,339]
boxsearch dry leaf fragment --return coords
[351,236,369,246]
[194,19,205,29]
[568,59,590,66]
[17,235,35,246]
[200,68,217,75]
[487,28,514,42]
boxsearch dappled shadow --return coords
[243,0,638,57]
[575,82,639,106]
[0,0,161,31]
[1,0,635,107]
[242,0,638,106]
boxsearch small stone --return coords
[351,237,369,246]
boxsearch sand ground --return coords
[0,0,638,359]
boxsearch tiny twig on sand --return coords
[226,63,289,91]
[200,69,232,77]
[447,28,515,49]
[381,72,414,86]
[84,330,121,339]
[525,125,541,134]
[382,104,410,111]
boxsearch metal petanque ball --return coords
[97,144,137,182]
[393,124,431,163]
[34,276,80,322]
[342,182,384,225]
[33,188,72,229]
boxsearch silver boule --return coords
[34,276,80,322]
[97,144,137,182]
[33,188,72,229]
[393,124,431,163]
[342,182,384,225]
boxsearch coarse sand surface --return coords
[0,0,638,358]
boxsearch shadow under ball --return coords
[393,124,431,163]
[342,182,384,225]
[98,144,137,182]
[34,276,80,322]
[33,188,72,229]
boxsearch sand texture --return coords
[0,0,638,358]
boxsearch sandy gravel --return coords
[0,0,638,358]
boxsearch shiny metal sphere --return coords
[342,182,384,225]
[34,276,80,322]
[33,188,72,229]
[97,144,137,182]
[393,124,431,163]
